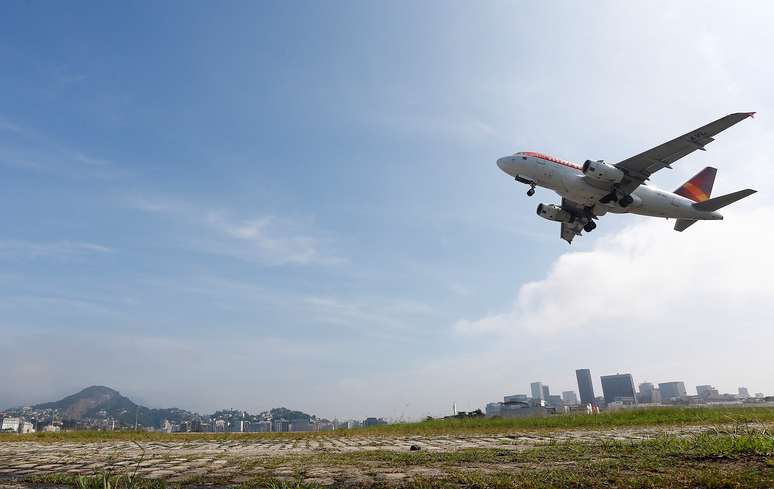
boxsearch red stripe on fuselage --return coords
[522,151,582,171]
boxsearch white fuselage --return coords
[496,152,724,221]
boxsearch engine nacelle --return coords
[582,159,624,184]
[536,203,573,223]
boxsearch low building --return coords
[272,419,290,432]
[485,400,554,418]
[290,421,313,432]
[504,394,528,403]
[250,420,271,432]
[696,385,719,399]
[548,395,564,408]
[1,417,21,433]
[230,420,248,433]
[659,382,688,402]
[363,417,387,428]
[485,402,502,417]
[562,391,578,405]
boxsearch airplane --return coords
[496,112,758,243]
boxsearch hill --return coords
[33,386,192,427]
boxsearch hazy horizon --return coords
[1,1,773,421]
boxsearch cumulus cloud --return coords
[455,206,773,337]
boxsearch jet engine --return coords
[536,203,573,223]
[582,159,625,184]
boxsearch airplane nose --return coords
[497,157,506,171]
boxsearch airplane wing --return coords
[615,112,755,195]
[560,198,588,244]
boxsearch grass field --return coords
[19,427,774,488]
[3,406,774,488]
[3,405,774,443]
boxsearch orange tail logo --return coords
[674,167,717,202]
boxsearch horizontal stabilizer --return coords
[674,219,697,232]
[693,189,757,212]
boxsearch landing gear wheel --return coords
[599,192,617,204]
[527,187,535,197]
[583,221,597,232]
[619,195,634,208]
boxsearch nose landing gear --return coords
[527,186,536,197]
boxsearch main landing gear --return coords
[583,221,597,232]
[599,191,634,208]
[618,195,634,207]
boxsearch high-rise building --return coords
[738,387,750,398]
[530,382,544,400]
[658,382,687,401]
[562,391,578,405]
[651,388,662,403]
[542,385,551,400]
[576,369,596,405]
[638,382,655,403]
[601,373,638,404]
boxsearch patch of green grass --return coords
[368,405,774,435]
[4,406,773,443]
[27,472,171,489]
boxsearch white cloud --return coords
[129,197,342,266]
[455,206,773,337]
[0,240,113,260]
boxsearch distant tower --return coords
[738,387,750,398]
[452,402,457,415]
[541,384,551,400]
[602,373,639,404]
[530,382,544,400]
[576,369,596,406]
[639,382,655,403]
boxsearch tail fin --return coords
[674,167,717,202]
[693,189,757,212]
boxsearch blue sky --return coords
[2,1,773,418]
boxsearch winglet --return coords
[746,111,756,118]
